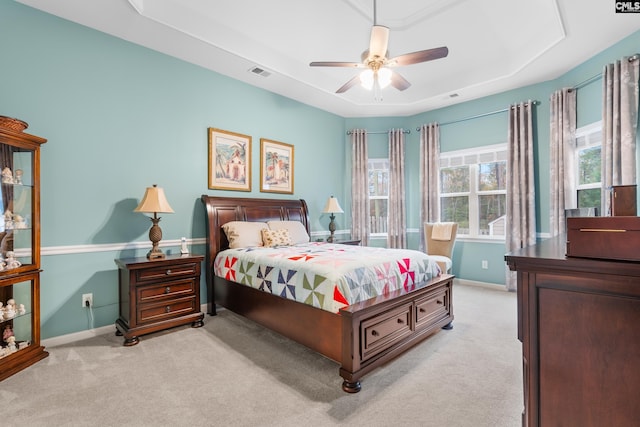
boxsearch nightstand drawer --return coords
[137,296,197,324]
[137,278,197,303]
[135,262,200,284]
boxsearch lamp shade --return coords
[322,196,344,214]
[134,184,174,214]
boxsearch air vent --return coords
[248,67,271,77]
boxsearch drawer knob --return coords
[164,286,171,294]
[166,269,172,275]
[436,300,443,305]
[371,330,379,336]
[397,318,404,324]
[419,307,426,313]
[165,305,171,313]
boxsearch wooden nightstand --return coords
[114,254,205,346]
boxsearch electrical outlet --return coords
[82,293,93,308]
[481,260,488,269]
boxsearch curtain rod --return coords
[416,100,540,130]
[572,54,640,91]
[346,129,411,135]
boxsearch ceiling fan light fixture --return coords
[377,67,392,89]
[360,69,374,90]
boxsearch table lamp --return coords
[134,184,174,259]
[322,196,343,243]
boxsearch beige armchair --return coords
[424,222,458,274]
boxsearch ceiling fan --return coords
[310,0,449,94]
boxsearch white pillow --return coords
[222,221,268,249]
[267,220,310,245]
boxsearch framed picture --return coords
[208,128,251,191]
[260,138,294,194]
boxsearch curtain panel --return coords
[506,101,536,291]
[388,129,407,248]
[350,129,370,246]
[549,88,577,237]
[419,123,440,251]
[601,55,640,214]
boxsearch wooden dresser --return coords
[505,235,640,427]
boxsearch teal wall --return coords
[2,1,640,339]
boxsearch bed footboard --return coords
[339,274,454,393]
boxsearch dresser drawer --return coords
[415,290,449,329]
[137,278,197,303]
[361,303,412,361]
[135,261,200,284]
[137,296,197,325]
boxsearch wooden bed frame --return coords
[201,195,454,393]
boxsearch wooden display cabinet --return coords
[0,116,48,381]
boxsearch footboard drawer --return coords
[415,290,450,330]
[361,303,412,362]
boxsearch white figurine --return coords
[13,214,25,229]
[4,306,15,320]
[5,252,20,270]
[1,167,13,184]
[18,303,25,315]
[14,169,23,185]
[6,336,16,352]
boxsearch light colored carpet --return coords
[0,283,522,426]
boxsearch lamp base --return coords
[326,214,336,243]
[146,216,165,259]
[147,247,165,260]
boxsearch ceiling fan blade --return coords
[336,75,362,94]
[388,46,449,67]
[369,25,389,59]
[310,61,362,68]
[390,72,411,91]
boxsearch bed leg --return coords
[442,322,453,330]
[342,380,362,393]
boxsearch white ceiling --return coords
[16,0,640,118]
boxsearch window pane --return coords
[368,169,388,197]
[369,199,388,233]
[479,194,506,236]
[441,196,469,232]
[578,188,601,209]
[441,166,469,193]
[478,161,507,191]
[578,146,601,185]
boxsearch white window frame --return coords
[574,121,602,210]
[439,143,508,241]
[368,158,389,237]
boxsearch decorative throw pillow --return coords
[266,220,310,244]
[261,228,292,247]
[222,221,268,248]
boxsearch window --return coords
[368,158,388,235]
[575,122,602,212]
[440,144,507,239]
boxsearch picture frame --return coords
[208,128,251,191]
[260,138,294,194]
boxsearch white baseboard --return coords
[454,278,507,291]
[42,324,114,348]
[42,304,210,348]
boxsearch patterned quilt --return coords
[214,242,442,313]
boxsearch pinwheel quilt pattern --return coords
[214,242,442,313]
